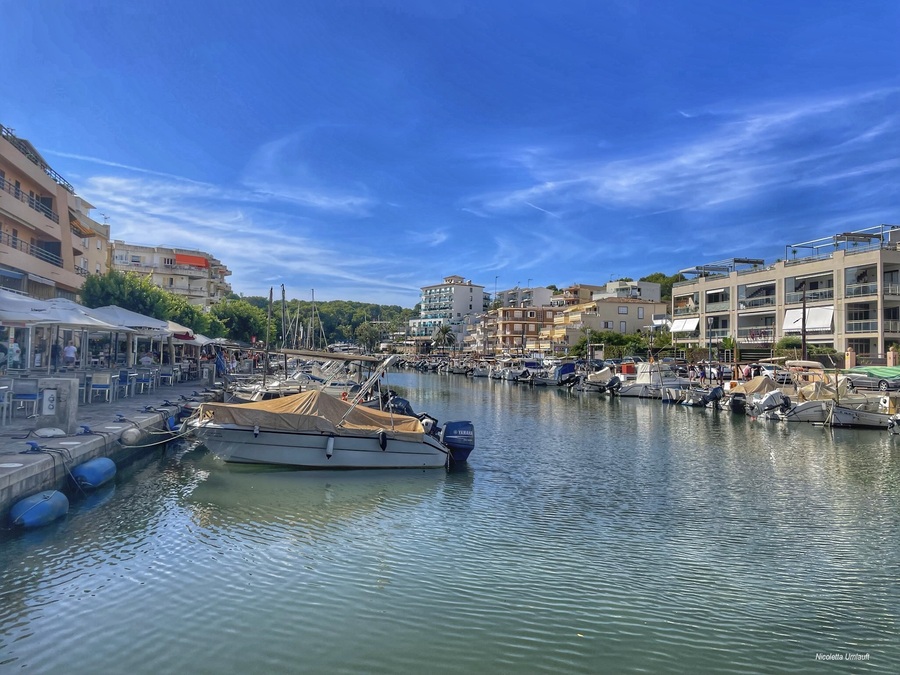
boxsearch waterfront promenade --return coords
[0,378,216,522]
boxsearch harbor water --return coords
[1,372,899,673]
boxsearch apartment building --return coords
[670,225,900,360]
[494,285,553,308]
[535,296,668,355]
[495,305,560,355]
[0,123,108,299]
[549,283,606,307]
[111,241,232,308]
[408,275,490,341]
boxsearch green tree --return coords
[80,270,170,319]
[210,299,272,345]
[355,322,381,352]
[639,272,686,304]
[432,325,456,354]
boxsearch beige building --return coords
[549,283,606,307]
[535,297,668,356]
[111,241,232,307]
[670,225,900,361]
[0,123,108,299]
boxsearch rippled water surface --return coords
[2,372,899,673]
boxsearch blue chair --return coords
[135,369,154,394]
[116,370,131,399]
[158,366,175,386]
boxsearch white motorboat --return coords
[189,389,475,469]
[615,362,691,399]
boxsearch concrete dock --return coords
[0,379,221,524]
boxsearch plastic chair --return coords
[0,377,12,425]
[158,366,175,386]
[74,371,88,404]
[135,369,154,394]
[11,378,40,417]
[90,373,114,402]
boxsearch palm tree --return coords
[432,325,456,355]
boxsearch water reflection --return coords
[0,373,898,673]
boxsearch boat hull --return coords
[192,424,452,469]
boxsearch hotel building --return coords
[408,275,490,342]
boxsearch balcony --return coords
[1,123,74,193]
[738,296,776,309]
[737,327,774,341]
[705,301,731,313]
[885,320,900,333]
[845,283,878,298]
[884,284,900,297]
[785,288,834,304]
[0,177,60,226]
[846,320,878,333]
[0,230,63,267]
[707,328,731,339]
[673,305,699,316]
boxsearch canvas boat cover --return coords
[198,389,425,441]
[727,376,780,396]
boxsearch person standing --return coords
[8,338,21,370]
[51,341,62,370]
[63,340,78,367]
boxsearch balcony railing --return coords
[673,306,699,316]
[0,230,64,267]
[705,301,731,313]
[737,327,774,341]
[785,288,834,304]
[738,296,776,309]
[707,328,731,339]
[885,320,900,333]
[846,320,878,333]
[0,123,74,193]
[884,284,900,297]
[74,265,89,277]
[0,176,60,223]
[845,283,878,298]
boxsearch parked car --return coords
[752,363,792,384]
[843,371,900,392]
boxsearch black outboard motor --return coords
[606,376,622,394]
[700,386,724,406]
[386,396,416,417]
[729,393,747,414]
[441,421,475,463]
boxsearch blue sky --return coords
[2,1,898,307]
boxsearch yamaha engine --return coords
[440,421,475,463]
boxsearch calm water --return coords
[1,372,899,673]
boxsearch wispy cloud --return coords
[467,88,900,218]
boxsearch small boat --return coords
[826,402,892,429]
[188,388,475,469]
[71,457,117,489]
[9,490,69,528]
[530,362,577,387]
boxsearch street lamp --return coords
[707,316,714,365]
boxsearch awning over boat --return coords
[670,317,700,333]
[783,306,834,333]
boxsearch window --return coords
[95,263,101,274]
[514,310,522,319]
[637,307,644,320]
[529,324,536,332]
[169,278,174,287]
[618,306,628,315]
[97,240,102,250]
[619,321,627,332]
[131,255,141,264]
[163,257,175,266]
[527,311,536,318]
